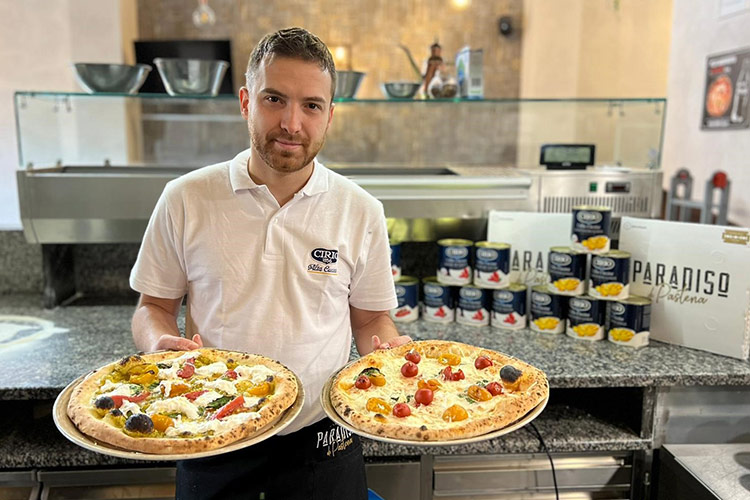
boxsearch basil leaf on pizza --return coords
[329,340,548,441]
[67,348,298,454]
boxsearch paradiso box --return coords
[619,217,750,360]
[488,211,573,287]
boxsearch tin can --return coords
[491,283,527,330]
[473,242,511,289]
[566,296,605,341]
[390,242,402,281]
[530,285,567,334]
[547,247,587,296]
[390,276,419,323]
[422,277,455,323]
[589,250,630,301]
[437,239,473,285]
[456,285,491,327]
[607,296,651,348]
[571,205,612,254]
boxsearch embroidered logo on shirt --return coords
[307,248,338,275]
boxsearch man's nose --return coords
[280,105,302,135]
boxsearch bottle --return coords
[730,58,749,124]
[421,39,443,99]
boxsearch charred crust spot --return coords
[343,407,352,416]
[416,432,422,438]
[420,425,428,431]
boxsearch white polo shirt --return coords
[130,148,397,434]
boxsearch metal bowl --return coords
[154,58,229,97]
[381,81,421,99]
[335,71,365,99]
[72,63,151,94]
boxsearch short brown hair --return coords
[246,27,337,100]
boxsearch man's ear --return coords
[239,86,250,120]
[328,102,335,128]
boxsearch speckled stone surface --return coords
[0,292,748,468]
[2,294,749,401]
[0,231,42,294]
[664,444,750,500]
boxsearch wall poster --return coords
[702,47,750,130]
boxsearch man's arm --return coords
[132,294,202,352]
[350,305,412,355]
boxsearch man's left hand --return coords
[372,334,412,351]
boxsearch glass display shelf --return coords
[14,91,666,170]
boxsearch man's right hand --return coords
[152,334,203,352]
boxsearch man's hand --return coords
[152,334,203,352]
[371,334,412,351]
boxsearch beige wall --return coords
[520,0,672,98]
[0,0,129,229]
[137,0,523,99]
[517,0,672,169]
[136,0,525,166]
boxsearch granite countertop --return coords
[2,293,749,400]
[1,293,749,469]
[663,444,750,500]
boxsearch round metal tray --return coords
[53,370,305,461]
[320,364,548,446]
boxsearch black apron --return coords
[175,418,367,500]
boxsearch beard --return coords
[250,127,326,174]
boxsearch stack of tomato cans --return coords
[529,205,651,348]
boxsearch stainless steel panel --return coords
[37,468,176,486]
[17,167,535,244]
[433,453,632,497]
[366,461,421,500]
[653,386,750,447]
[17,165,662,244]
[532,169,663,219]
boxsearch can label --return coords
[589,253,630,300]
[456,286,490,327]
[390,243,401,281]
[390,278,419,323]
[491,285,527,330]
[530,287,567,334]
[607,299,651,348]
[566,296,605,341]
[547,248,587,296]
[422,279,455,323]
[473,244,511,289]
[571,206,611,254]
[438,240,473,285]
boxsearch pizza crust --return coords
[330,340,548,441]
[67,348,298,454]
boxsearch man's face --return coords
[240,56,334,174]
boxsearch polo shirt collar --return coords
[229,148,329,197]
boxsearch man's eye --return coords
[306,103,321,110]
[266,96,281,103]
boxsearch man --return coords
[130,27,410,499]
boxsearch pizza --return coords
[329,340,548,441]
[706,75,732,117]
[67,348,299,454]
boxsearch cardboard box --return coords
[619,217,750,360]
[487,211,572,286]
[455,46,484,99]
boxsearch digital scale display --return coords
[540,144,596,170]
